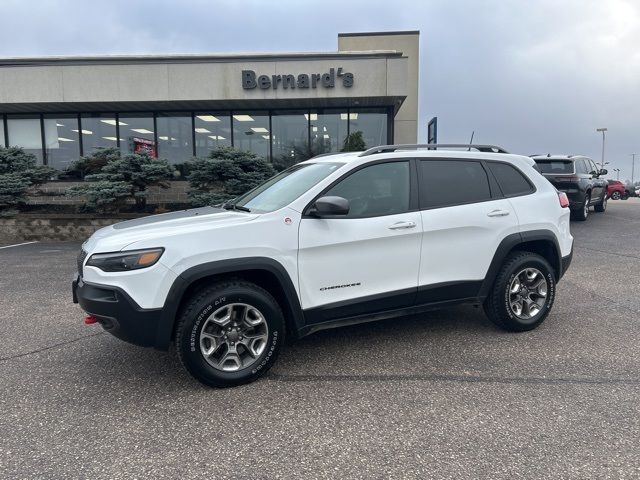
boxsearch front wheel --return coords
[484,251,556,332]
[175,281,285,388]
[610,191,621,200]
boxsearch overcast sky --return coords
[1,0,638,182]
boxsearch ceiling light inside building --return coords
[251,127,268,133]
[233,115,254,122]
[159,136,177,141]
[261,135,271,140]
[208,135,226,140]
[194,128,210,133]
[323,134,330,139]
[340,113,358,120]
[102,136,119,142]
[303,114,318,121]
[57,137,74,142]
[101,119,128,126]
[197,115,220,122]
[72,129,93,135]
[131,128,153,134]
[56,123,65,127]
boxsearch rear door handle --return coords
[388,221,417,230]
[487,209,510,217]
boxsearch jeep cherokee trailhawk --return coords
[73,144,574,387]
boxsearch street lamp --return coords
[613,168,621,180]
[596,128,607,169]
[631,153,637,184]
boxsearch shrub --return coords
[0,146,55,217]
[341,130,367,152]
[65,147,121,178]
[186,147,276,206]
[68,150,176,214]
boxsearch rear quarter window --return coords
[487,162,535,197]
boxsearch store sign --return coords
[242,68,354,90]
[131,137,156,158]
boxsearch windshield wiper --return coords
[221,202,251,212]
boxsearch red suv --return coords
[607,180,628,200]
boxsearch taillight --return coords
[558,192,570,208]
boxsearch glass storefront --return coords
[194,113,232,157]
[232,112,270,160]
[119,114,155,156]
[156,113,193,164]
[43,115,80,171]
[0,108,391,169]
[271,111,309,171]
[6,115,43,162]
[80,114,119,154]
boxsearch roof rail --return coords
[359,143,509,156]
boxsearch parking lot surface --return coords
[1,200,639,479]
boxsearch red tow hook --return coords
[84,315,98,325]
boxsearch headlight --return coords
[86,248,164,272]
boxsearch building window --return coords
[232,112,269,160]
[194,113,231,157]
[310,110,349,156]
[43,115,80,170]
[271,111,310,171]
[80,114,120,154]
[1,117,5,147]
[119,114,156,157]
[349,109,388,150]
[6,115,43,163]
[156,113,193,164]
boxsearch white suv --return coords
[73,144,574,387]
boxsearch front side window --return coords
[323,161,410,218]
[236,162,344,213]
[420,160,491,209]
[487,162,534,197]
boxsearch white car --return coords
[73,144,574,387]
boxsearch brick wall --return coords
[27,180,190,205]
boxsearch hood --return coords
[84,206,259,252]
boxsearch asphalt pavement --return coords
[1,199,639,479]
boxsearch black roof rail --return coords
[359,143,509,156]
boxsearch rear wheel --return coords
[484,251,556,332]
[571,193,590,221]
[610,191,621,200]
[594,192,607,212]
[175,280,285,388]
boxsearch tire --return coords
[594,192,607,212]
[175,280,285,388]
[571,192,590,221]
[483,251,556,332]
[610,191,621,200]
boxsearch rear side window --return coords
[420,160,491,209]
[487,162,534,197]
[534,160,574,174]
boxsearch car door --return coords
[298,159,422,323]
[586,158,605,201]
[416,158,519,303]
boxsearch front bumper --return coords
[72,275,163,347]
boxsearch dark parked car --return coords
[606,180,629,200]
[531,155,608,221]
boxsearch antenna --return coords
[468,131,475,151]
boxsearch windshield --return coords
[233,162,344,213]
[534,160,574,174]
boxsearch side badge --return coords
[284,217,292,225]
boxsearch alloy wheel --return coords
[199,303,269,372]
[508,268,548,320]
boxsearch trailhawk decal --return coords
[320,282,361,292]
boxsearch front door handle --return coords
[388,221,417,230]
[487,209,510,217]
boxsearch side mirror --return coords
[312,196,350,216]
[599,169,608,176]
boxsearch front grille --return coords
[77,249,88,277]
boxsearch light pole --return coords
[631,153,637,184]
[596,128,607,169]
[613,168,620,180]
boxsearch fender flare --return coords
[478,230,562,299]
[154,257,304,349]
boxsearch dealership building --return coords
[0,31,418,172]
